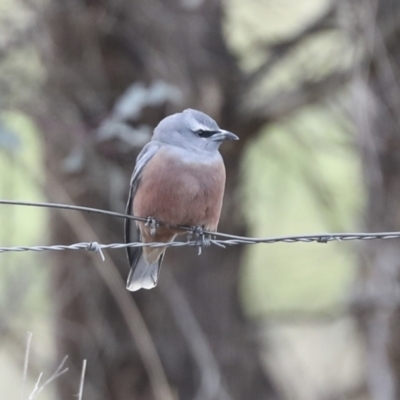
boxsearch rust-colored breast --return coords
[133,147,226,231]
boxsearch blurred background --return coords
[0,0,398,399]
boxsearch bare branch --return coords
[240,70,350,128]
[243,2,337,92]
[162,273,233,400]
[29,373,43,400]
[77,360,87,400]
[29,356,69,400]
[45,172,175,400]
[21,331,33,400]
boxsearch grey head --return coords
[152,109,239,152]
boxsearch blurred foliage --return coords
[0,111,52,399]
[0,0,44,107]
[0,119,20,151]
[1,47,44,106]
[225,0,331,71]
[241,105,362,315]
[224,0,363,317]
[0,110,48,319]
[0,111,45,245]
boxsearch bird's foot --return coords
[188,225,211,255]
[145,216,159,236]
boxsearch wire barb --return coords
[87,241,105,261]
[317,236,330,243]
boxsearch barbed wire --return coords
[2,233,400,259]
[1,199,400,259]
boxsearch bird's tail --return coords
[126,253,164,292]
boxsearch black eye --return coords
[196,129,216,138]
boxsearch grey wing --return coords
[125,142,160,267]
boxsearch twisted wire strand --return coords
[1,232,400,256]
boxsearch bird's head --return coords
[153,109,239,152]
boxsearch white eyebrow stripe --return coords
[194,123,213,131]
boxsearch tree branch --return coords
[242,2,337,93]
[238,70,350,131]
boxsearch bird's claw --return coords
[145,216,159,236]
[188,225,210,255]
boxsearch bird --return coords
[124,108,239,291]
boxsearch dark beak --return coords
[210,129,239,142]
